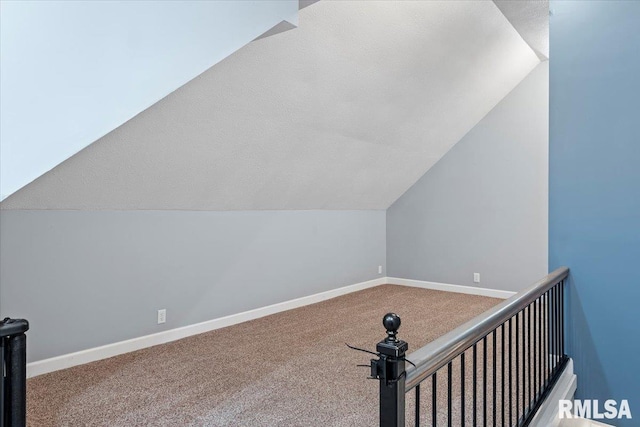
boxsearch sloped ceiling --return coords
[0,0,298,202]
[1,0,540,210]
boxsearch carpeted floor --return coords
[27,285,502,426]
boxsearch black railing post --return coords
[375,313,408,427]
[1,317,29,427]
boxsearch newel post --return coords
[1,317,30,427]
[372,313,408,427]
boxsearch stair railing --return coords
[367,267,569,426]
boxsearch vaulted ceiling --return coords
[1,0,542,210]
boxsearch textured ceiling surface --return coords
[494,0,549,59]
[2,0,540,210]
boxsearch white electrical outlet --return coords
[157,309,166,324]
[378,265,383,274]
[473,273,480,283]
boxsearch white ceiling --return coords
[1,0,540,210]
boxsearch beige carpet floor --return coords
[27,285,503,426]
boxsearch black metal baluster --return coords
[416,384,420,427]
[528,303,532,414]
[559,282,563,360]
[540,294,547,389]
[483,337,487,427]
[538,296,542,399]
[533,300,537,402]
[557,284,561,367]
[448,362,453,427]
[555,284,560,370]
[550,288,557,376]
[545,290,549,387]
[556,284,560,366]
[522,306,527,419]
[508,318,512,427]
[501,324,505,427]
[560,281,565,359]
[557,282,562,365]
[523,306,527,416]
[433,372,437,427]
[540,296,544,395]
[461,352,466,426]
[552,287,555,368]
[540,294,544,390]
[493,330,497,427]
[515,312,519,426]
[550,287,555,374]
[473,344,477,427]
[1,336,5,427]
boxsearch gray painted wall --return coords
[387,62,548,292]
[0,210,385,362]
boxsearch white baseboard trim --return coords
[386,277,516,299]
[530,358,578,427]
[27,277,387,378]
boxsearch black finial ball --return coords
[382,313,401,332]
